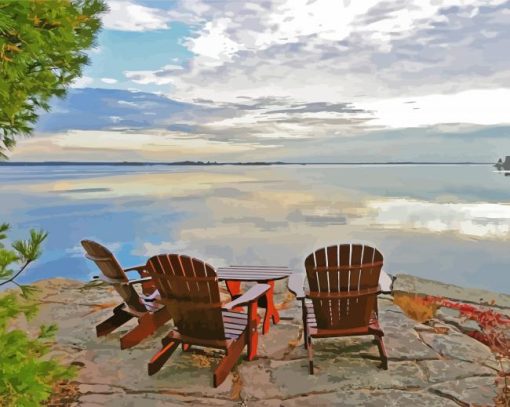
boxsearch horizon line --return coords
[0,160,494,166]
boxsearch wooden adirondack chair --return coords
[288,244,388,374]
[145,254,269,387]
[81,240,171,349]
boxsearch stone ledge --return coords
[9,277,505,406]
[393,274,510,309]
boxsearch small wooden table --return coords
[217,265,293,335]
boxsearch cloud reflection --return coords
[368,198,510,238]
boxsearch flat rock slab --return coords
[78,392,238,406]
[257,323,302,360]
[429,376,499,406]
[418,360,495,383]
[251,389,459,406]
[264,358,427,399]
[393,274,510,309]
[17,278,505,406]
[419,331,499,369]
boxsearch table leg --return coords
[225,280,243,312]
[226,280,262,327]
[225,280,242,298]
[262,280,280,335]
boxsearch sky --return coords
[10,0,510,162]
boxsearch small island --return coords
[494,156,510,173]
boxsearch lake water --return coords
[1,164,509,293]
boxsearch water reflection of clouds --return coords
[3,165,510,292]
[368,199,510,239]
[33,172,256,200]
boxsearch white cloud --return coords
[158,0,510,132]
[18,129,279,159]
[358,88,510,128]
[101,77,118,84]
[125,65,184,85]
[70,76,94,88]
[102,0,171,31]
[186,18,242,66]
[21,0,510,161]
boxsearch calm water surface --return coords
[1,164,509,293]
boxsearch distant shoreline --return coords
[0,161,493,166]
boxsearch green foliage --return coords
[0,224,76,406]
[0,309,76,406]
[12,229,48,263]
[0,0,106,158]
[0,223,47,284]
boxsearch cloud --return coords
[124,65,184,85]
[70,76,94,88]
[23,87,510,162]
[34,88,228,134]
[102,0,172,31]
[358,88,510,128]
[153,0,510,129]
[13,129,278,162]
[101,77,118,84]
[19,1,510,162]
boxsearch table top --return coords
[216,265,294,282]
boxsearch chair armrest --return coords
[223,284,270,310]
[93,274,152,286]
[128,276,153,286]
[97,275,127,285]
[288,273,306,299]
[142,289,160,303]
[379,270,394,294]
[124,265,148,277]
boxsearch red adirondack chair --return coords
[81,240,171,349]
[145,254,269,387]
[288,244,388,374]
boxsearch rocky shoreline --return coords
[15,275,510,406]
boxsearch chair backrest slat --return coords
[326,245,340,324]
[349,244,363,291]
[326,245,339,292]
[338,244,351,290]
[146,254,225,340]
[81,240,127,281]
[81,240,146,313]
[305,244,383,330]
[314,248,328,293]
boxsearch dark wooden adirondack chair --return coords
[81,240,171,349]
[145,254,269,387]
[288,244,388,374]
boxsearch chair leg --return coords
[374,334,388,370]
[302,301,309,350]
[148,338,179,376]
[214,332,246,387]
[247,302,259,361]
[307,336,314,375]
[120,309,171,350]
[119,314,153,350]
[95,306,133,337]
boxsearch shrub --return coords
[0,223,76,406]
